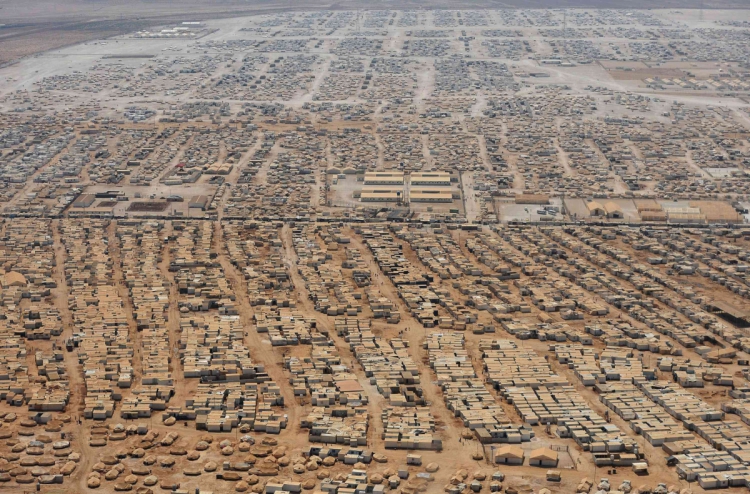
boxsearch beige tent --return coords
[604,202,624,219]
[494,445,525,465]
[529,447,558,467]
[2,271,27,287]
[586,201,605,217]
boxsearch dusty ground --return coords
[0,4,749,494]
[1,0,748,65]
[7,218,750,494]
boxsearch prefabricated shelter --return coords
[515,194,550,205]
[72,194,96,208]
[640,210,667,222]
[410,188,453,203]
[690,200,743,224]
[546,470,562,481]
[363,172,405,185]
[636,199,667,221]
[635,199,662,212]
[410,172,452,186]
[205,163,233,175]
[664,207,706,224]
[360,187,403,202]
[188,195,209,209]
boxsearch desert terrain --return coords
[0,6,748,494]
